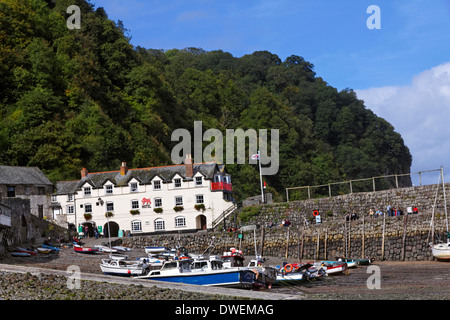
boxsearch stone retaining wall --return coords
[120,183,449,262]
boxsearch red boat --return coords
[14,247,37,256]
[73,244,99,254]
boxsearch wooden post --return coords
[285,228,290,259]
[300,234,304,262]
[381,211,386,261]
[260,226,265,258]
[401,214,408,261]
[316,233,320,260]
[324,230,328,260]
[348,221,351,258]
[362,216,365,259]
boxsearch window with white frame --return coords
[105,184,113,195]
[196,194,204,204]
[51,195,57,203]
[84,204,92,213]
[83,186,91,197]
[130,182,138,192]
[67,194,74,202]
[106,202,114,212]
[195,176,203,186]
[154,218,165,231]
[131,200,139,209]
[153,180,161,190]
[67,205,74,214]
[131,220,142,232]
[154,198,162,208]
[175,216,186,228]
[174,178,181,188]
[175,196,183,206]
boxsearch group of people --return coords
[368,204,419,218]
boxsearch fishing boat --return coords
[221,249,277,289]
[100,258,149,276]
[134,257,256,288]
[429,167,450,261]
[73,244,99,254]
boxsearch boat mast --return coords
[441,167,449,243]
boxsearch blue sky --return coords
[91,0,450,185]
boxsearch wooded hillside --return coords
[0,0,412,201]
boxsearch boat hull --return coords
[74,245,99,254]
[136,269,255,287]
[431,243,450,261]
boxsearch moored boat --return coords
[94,245,118,253]
[100,258,148,276]
[73,244,99,254]
[42,244,60,252]
[316,261,348,275]
[134,257,256,288]
[431,242,450,261]
[14,247,37,256]
[11,251,31,257]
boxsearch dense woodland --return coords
[0,0,412,201]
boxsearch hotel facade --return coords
[53,156,235,237]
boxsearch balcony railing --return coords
[211,182,232,192]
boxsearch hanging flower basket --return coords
[153,207,163,214]
[105,212,114,218]
[84,213,92,221]
[173,206,184,212]
[194,204,205,212]
[130,210,140,215]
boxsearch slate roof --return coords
[0,166,53,186]
[56,162,225,193]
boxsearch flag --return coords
[251,154,259,160]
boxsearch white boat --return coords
[431,242,450,261]
[95,245,118,253]
[134,257,257,288]
[274,263,326,283]
[429,167,450,261]
[100,259,149,276]
[144,246,168,254]
[112,246,132,252]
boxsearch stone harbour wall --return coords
[120,183,449,262]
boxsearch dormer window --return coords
[174,178,181,188]
[130,182,138,192]
[83,186,91,197]
[195,176,203,186]
[105,185,113,195]
[153,180,161,190]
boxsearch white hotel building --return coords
[53,156,235,237]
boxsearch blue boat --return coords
[135,257,256,288]
[42,244,60,252]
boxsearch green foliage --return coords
[238,206,261,223]
[0,0,412,201]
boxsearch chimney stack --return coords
[81,168,89,178]
[120,162,128,176]
[185,154,193,178]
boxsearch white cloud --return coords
[356,62,450,184]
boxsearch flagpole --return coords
[258,150,264,203]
